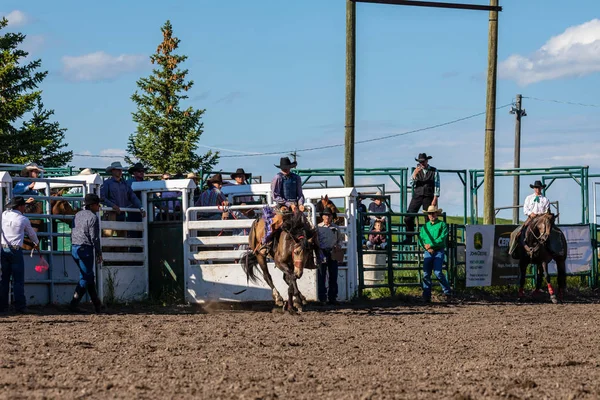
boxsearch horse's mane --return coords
[281,213,314,250]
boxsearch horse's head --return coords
[281,213,316,278]
[24,201,42,215]
[51,199,78,216]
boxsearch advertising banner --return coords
[549,225,592,274]
[465,225,494,287]
[466,224,593,287]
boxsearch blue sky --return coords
[3,1,600,222]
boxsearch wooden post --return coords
[512,94,523,224]
[483,0,499,224]
[345,0,356,188]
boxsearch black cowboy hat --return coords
[275,157,297,169]
[207,173,224,185]
[84,193,101,206]
[530,180,546,189]
[320,208,334,217]
[128,162,147,173]
[230,168,251,179]
[415,153,433,162]
[5,196,26,209]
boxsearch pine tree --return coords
[127,20,218,174]
[0,17,72,166]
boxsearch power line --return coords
[524,96,600,108]
[219,103,513,158]
[71,103,513,160]
[73,153,125,158]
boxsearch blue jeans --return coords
[422,249,451,299]
[71,245,95,288]
[317,250,339,302]
[0,248,26,311]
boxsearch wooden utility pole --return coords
[344,0,356,188]
[511,94,525,224]
[483,0,499,224]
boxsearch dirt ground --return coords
[1,297,600,400]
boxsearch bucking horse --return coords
[509,212,567,304]
[241,210,319,313]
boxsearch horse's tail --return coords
[240,251,260,283]
[240,219,261,283]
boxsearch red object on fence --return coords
[35,256,49,274]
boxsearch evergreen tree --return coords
[127,20,217,173]
[0,17,72,166]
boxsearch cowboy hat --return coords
[207,173,223,185]
[84,193,101,206]
[425,205,443,214]
[371,190,383,200]
[106,161,124,172]
[230,168,251,179]
[78,168,94,175]
[320,208,334,217]
[415,153,433,162]
[186,172,199,179]
[530,180,546,189]
[128,162,147,173]
[5,196,27,209]
[274,157,297,169]
[20,162,45,176]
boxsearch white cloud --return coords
[61,51,147,82]
[3,10,29,27]
[499,19,600,85]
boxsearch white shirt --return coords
[1,210,39,247]
[523,193,549,217]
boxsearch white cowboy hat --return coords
[78,168,94,175]
[21,162,45,175]
[106,161,124,172]
[425,205,443,214]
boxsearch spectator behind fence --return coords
[125,163,147,244]
[195,173,229,220]
[317,208,343,306]
[69,193,103,313]
[100,161,146,225]
[159,173,181,221]
[368,191,387,229]
[187,172,201,204]
[1,196,39,314]
[13,163,44,196]
[404,153,440,245]
[367,219,387,250]
[418,205,452,303]
[231,168,254,205]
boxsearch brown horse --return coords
[511,213,567,304]
[241,212,318,312]
[23,198,79,250]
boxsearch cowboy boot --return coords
[69,285,87,313]
[86,283,104,313]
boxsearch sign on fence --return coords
[465,225,519,287]
[549,225,592,274]
[466,224,593,287]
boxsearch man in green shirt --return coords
[418,205,452,302]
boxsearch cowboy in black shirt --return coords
[403,153,440,245]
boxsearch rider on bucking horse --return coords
[259,157,322,262]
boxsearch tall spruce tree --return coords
[127,20,217,173]
[0,17,72,166]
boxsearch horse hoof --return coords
[275,299,284,307]
[550,294,558,304]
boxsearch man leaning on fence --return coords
[100,162,146,222]
[1,196,40,314]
